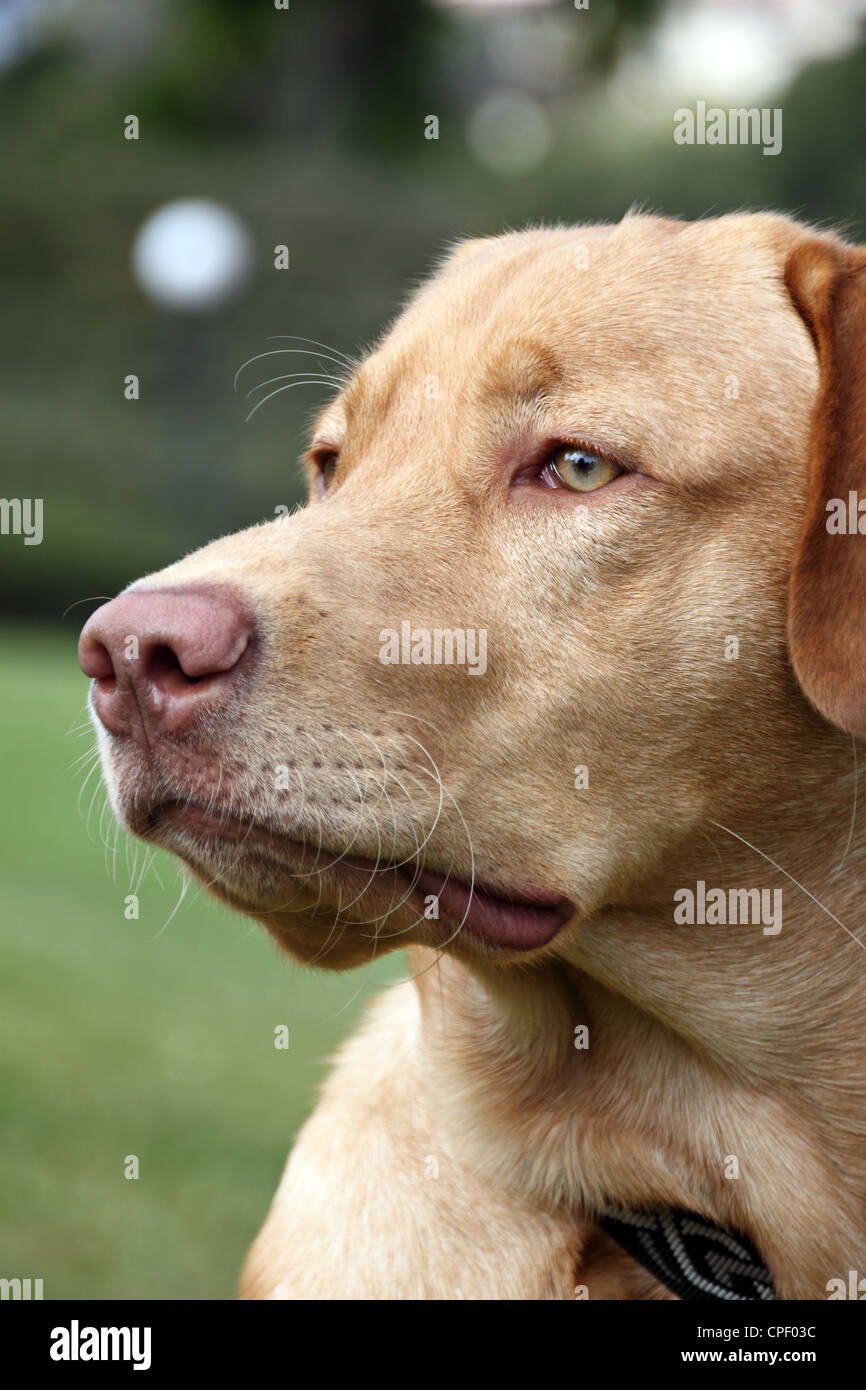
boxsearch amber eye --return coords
[546,445,624,493]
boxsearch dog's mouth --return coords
[143,800,574,953]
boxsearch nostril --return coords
[145,642,234,697]
[149,643,193,685]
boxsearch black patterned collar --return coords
[599,1206,776,1300]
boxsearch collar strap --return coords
[598,1206,776,1301]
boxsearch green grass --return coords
[0,624,403,1298]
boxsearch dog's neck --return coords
[408,723,866,1297]
[573,730,865,1073]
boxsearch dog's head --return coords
[79,211,866,969]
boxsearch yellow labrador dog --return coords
[80,211,866,1300]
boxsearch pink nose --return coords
[79,585,255,740]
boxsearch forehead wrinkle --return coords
[339,352,406,431]
[471,338,568,417]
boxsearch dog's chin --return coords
[208,881,404,971]
[131,799,577,969]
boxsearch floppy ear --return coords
[785,233,866,735]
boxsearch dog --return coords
[79,210,866,1299]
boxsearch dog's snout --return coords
[79,585,255,739]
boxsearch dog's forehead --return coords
[370,218,793,376]
[406,215,796,362]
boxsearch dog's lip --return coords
[146,801,574,952]
[146,801,359,867]
[415,868,574,951]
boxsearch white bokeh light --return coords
[610,0,866,120]
[131,198,253,313]
[467,90,552,175]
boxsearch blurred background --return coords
[1,0,864,1299]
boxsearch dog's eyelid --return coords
[306,441,341,462]
[551,435,634,473]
